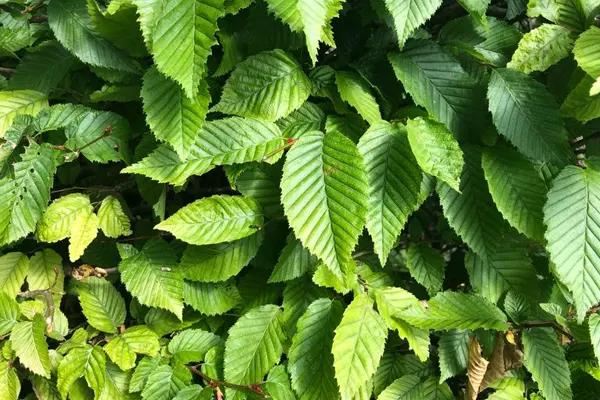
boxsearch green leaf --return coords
[406,243,445,295]
[0,292,18,336]
[487,68,570,164]
[438,330,469,382]
[522,328,572,400]
[0,252,28,297]
[574,26,600,78]
[379,375,453,400]
[57,345,106,398]
[156,195,264,245]
[173,385,213,400]
[281,131,368,276]
[389,40,486,138]
[482,145,547,241]
[151,0,225,98]
[27,249,63,293]
[98,195,132,238]
[183,280,241,315]
[555,0,588,31]
[0,360,20,400]
[589,313,600,362]
[561,74,600,123]
[68,209,99,262]
[223,305,285,387]
[0,90,47,137]
[37,194,93,243]
[98,361,137,400]
[358,121,422,265]
[266,365,296,400]
[333,293,387,399]
[213,49,312,121]
[180,232,263,282]
[507,24,573,74]
[48,0,139,72]
[0,143,57,246]
[140,67,209,159]
[544,164,600,321]
[406,117,463,192]
[119,239,184,318]
[141,364,191,400]
[168,328,222,363]
[288,298,343,400]
[383,0,443,49]
[77,277,126,333]
[457,0,492,21]
[10,314,51,378]
[104,326,160,370]
[264,0,345,64]
[268,235,318,283]
[374,287,431,361]
[130,356,162,393]
[399,291,508,331]
[335,71,382,124]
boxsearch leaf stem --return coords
[188,365,268,398]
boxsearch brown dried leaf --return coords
[481,332,524,391]
[467,336,489,400]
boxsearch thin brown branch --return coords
[0,66,15,76]
[188,365,267,398]
[517,320,574,341]
[17,268,60,333]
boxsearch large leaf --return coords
[0,252,29,297]
[168,328,222,364]
[389,40,486,138]
[183,280,241,315]
[0,90,48,137]
[10,314,51,378]
[223,305,285,389]
[358,121,422,265]
[383,0,443,49]
[406,117,464,192]
[544,164,600,321]
[522,328,572,400]
[48,0,139,72]
[574,26,600,78]
[141,67,209,159]
[37,194,93,243]
[77,277,126,333]
[482,145,547,241]
[57,345,106,398]
[0,143,56,246]
[213,49,312,121]
[399,291,508,331]
[119,239,184,318]
[281,131,368,276]
[507,24,573,74]
[487,68,570,164]
[288,298,343,400]
[151,0,224,97]
[264,0,345,64]
[155,195,264,245]
[332,293,387,399]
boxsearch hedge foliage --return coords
[0,0,600,399]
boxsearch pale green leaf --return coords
[37,194,92,243]
[97,195,132,238]
[0,360,20,400]
[151,0,225,98]
[57,345,106,398]
[0,252,28,297]
[333,293,387,399]
[168,328,222,364]
[507,24,573,74]
[281,131,367,276]
[11,314,51,378]
[0,292,18,336]
[27,249,63,293]
[335,71,382,124]
[183,280,241,315]
[383,0,443,49]
[77,277,126,333]
[399,291,508,331]
[522,328,572,400]
[406,243,445,295]
[104,326,160,370]
[407,117,463,192]
[119,239,184,318]
[378,375,453,400]
[141,364,191,400]
[156,195,263,245]
[358,121,422,265]
[589,313,600,362]
[457,0,492,21]
[487,68,570,164]
[68,210,98,262]
[544,164,600,321]
[213,49,312,121]
[0,90,47,137]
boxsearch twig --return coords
[517,320,574,341]
[188,365,268,398]
[17,268,61,333]
[0,66,15,76]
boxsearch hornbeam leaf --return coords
[119,239,184,318]
[155,195,264,245]
[281,131,368,277]
[574,26,600,78]
[0,252,29,297]
[544,164,600,321]
[104,326,160,370]
[383,0,443,49]
[335,71,382,124]
[57,345,106,398]
[37,194,93,243]
[332,294,387,399]
[141,364,191,400]
[268,235,318,283]
[151,0,225,98]
[561,74,600,123]
[0,90,47,137]
[97,195,132,238]
[358,121,422,265]
[438,330,469,382]
[379,375,453,400]
[589,313,600,362]
[183,280,241,315]
[213,49,312,121]
[77,277,126,333]
[522,328,572,400]
[0,293,19,336]
[507,24,573,74]
[398,291,508,331]
[0,360,20,400]
[68,209,99,262]
[168,328,222,364]
[457,0,491,22]
[10,314,51,378]
[487,68,571,164]
[406,243,445,295]
[407,117,463,192]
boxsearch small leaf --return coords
[406,243,445,295]
[0,252,29,297]
[104,326,160,370]
[68,209,99,262]
[0,90,47,137]
[507,24,573,74]
[335,71,381,124]
[97,196,132,238]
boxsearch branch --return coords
[0,66,15,76]
[188,365,267,399]
[17,268,60,333]
[517,320,574,341]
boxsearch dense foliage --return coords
[0,0,600,399]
